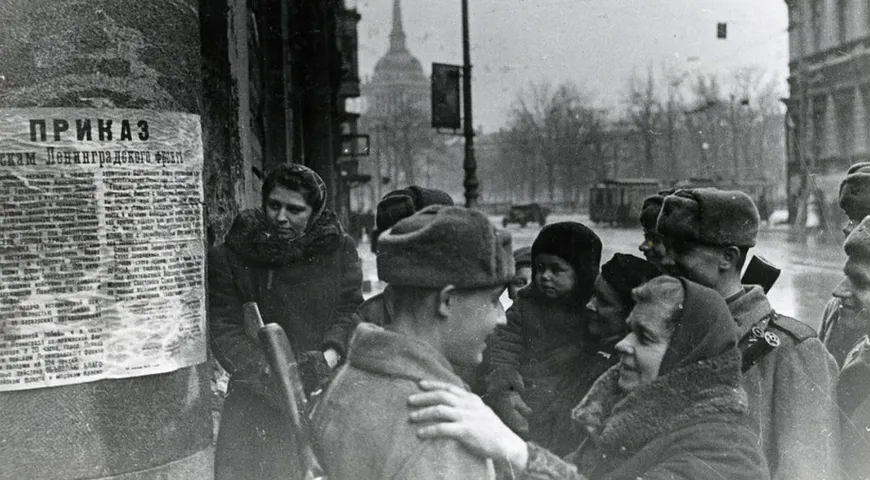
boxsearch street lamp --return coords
[461,0,478,208]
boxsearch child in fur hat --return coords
[485,221,602,456]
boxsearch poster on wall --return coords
[0,108,206,392]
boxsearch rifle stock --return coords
[741,254,780,294]
[244,301,326,479]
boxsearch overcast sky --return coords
[356,0,789,133]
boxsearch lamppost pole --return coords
[461,0,478,208]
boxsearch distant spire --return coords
[389,0,407,53]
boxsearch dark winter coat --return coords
[520,350,768,480]
[727,286,840,480]
[312,323,494,480]
[820,296,870,367]
[486,286,612,456]
[209,208,363,480]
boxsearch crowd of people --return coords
[207,162,870,480]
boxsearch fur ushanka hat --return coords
[375,186,455,232]
[840,163,870,220]
[657,188,760,248]
[638,188,676,232]
[377,205,514,289]
[531,221,602,303]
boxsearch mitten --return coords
[485,366,525,395]
[298,350,331,395]
[488,390,532,435]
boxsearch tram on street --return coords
[589,178,663,226]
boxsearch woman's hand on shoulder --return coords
[408,380,529,474]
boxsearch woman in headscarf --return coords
[408,276,768,480]
[208,164,363,480]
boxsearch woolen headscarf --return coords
[599,254,662,307]
[531,221,602,304]
[261,163,329,230]
[839,162,870,220]
[655,277,740,376]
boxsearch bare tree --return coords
[365,94,441,188]
[729,66,783,181]
[660,64,687,183]
[625,66,664,177]
[501,81,601,203]
[683,74,728,180]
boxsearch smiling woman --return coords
[612,278,682,392]
[408,276,770,480]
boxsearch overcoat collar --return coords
[571,348,747,453]
[727,285,773,338]
[224,208,343,266]
[346,323,464,386]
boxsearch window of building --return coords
[838,0,849,43]
[811,0,824,50]
[834,90,855,156]
[811,95,827,159]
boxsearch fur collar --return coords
[727,285,773,338]
[224,208,344,266]
[572,348,747,453]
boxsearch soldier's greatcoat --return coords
[727,286,840,480]
[312,323,494,480]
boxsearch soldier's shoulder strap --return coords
[767,313,818,343]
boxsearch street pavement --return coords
[358,213,846,331]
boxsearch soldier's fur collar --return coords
[726,285,773,338]
[224,208,343,266]
[571,347,747,453]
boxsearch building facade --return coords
[785,0,870,224]
[201,0,363,238]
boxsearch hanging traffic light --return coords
[431,63,462,130]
